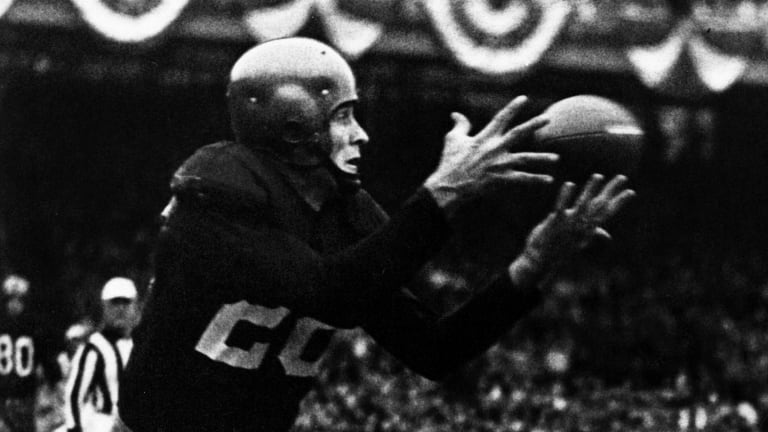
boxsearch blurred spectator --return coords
[56,322,95,381]
[62,278,138,432]
[0,274,63,432]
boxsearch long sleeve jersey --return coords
[0,312,62,400]
[120,141,541,432]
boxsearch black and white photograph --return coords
[0,0,766,431]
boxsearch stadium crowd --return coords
[4,238,768,431]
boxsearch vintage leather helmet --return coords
[227,37,358,166]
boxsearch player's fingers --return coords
[477,95,528,140]
[605,188,636,216]
[489,171,554,185]
[573,174,604,210]
[507,152,559,169]
[541,211,557,229]
[502,115,549,150]
[597,175,629,200]
[484,152,519,172]
[486,152,554,172]
[554,182,577,213]
[593,227,612,242]
[446,112,472,139]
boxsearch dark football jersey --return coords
[121,142,541,432]
[0,313,55,398]
[121,142,451,432]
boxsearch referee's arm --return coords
[63,344,99,432]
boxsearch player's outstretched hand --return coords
[424,95,558,217]
[509,174,636,286]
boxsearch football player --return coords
[120,38,634,432]
[0,275,62,432]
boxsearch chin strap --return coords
[247,140,361,194]
[323,157,361,194]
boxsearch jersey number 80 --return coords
[195,301,333,377]
[0,335,34,378]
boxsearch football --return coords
[532,95,645,183]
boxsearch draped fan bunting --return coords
[420,0,571,78]
[241,0,384,58]
[316,0,384,58]
[627,12,748,99]
[69,0,191,42]
[0,0,13,19]
[5,0,767,97]
[242,0,313,42]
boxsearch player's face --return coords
[103,298,139,335]
[328,103,368,178]
[5,296,24,317]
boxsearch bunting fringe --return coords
[0,0,12,19]
[0,0,764,96]
[69,0,191,43]
[421,0,571,78]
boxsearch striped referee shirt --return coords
[64,330,132,432]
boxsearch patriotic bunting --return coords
[316,0,383,59]
[627,13,749,98]
[0,0,13,19]
[69,0,190,43]
[242,0,313,42]
[241,0,383,59]
[9,0,768,96]
[420,0,571,78]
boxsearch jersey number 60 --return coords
[195,301,332,377]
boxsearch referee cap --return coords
[101,277,137,301]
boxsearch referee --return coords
[63,278,139,432]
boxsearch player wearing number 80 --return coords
[0,275,62,432]
[120,38,635,432]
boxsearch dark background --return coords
[2,8,768,430]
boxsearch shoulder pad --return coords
[171,142,270,209]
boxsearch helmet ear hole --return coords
[282,121,310,144]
